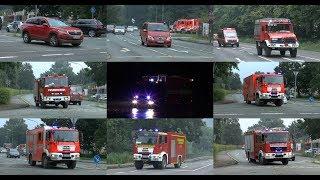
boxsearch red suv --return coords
[140,22,171,47]
[21,17,84,47]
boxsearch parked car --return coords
[7,148,20,158]
[113,26,126,35]
[133,26,138,31]
[140,22,172,47]
[107,24,115,33]
[72,19,106,37]
[21,16,84,47]
[99,94,107,101]
[0,148,7,153]
[127,26,134,32]
[6,21,23,33]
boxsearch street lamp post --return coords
[293,71,299,98]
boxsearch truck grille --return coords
[271,38,296,44]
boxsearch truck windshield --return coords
[264,133,289,143]
[148,24,169,32]
[224,31,237,38]
[48,19,69,27]
[53,130,79,142]
[268,24,290,32]
[135,132,157,145]
[45,77,68,87]
[263,76,283,84]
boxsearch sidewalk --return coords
[214,151,239,168]
[79,156,213,169]
[0,95,30,111]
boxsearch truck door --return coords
[170,138,176,164]
[35,131,44,161]
[159,135,169,163]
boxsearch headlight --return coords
[146,95,151,100]
[271,38,278,41]
[166,36,171,41]
[148,35,154,40]
[147,100,154,105]
[132,100,138,104]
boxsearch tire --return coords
[264,46,272,57]
[256,42,262,55]
[246,100,251,104]
[174,157,182,168]
[141,38,144,45]
[274,99,283,106]
[17,28,20,33]
[23,32,31,43]
[159,155,167,169]
[282,159,289,165]
[62,102,68,108]
[232,44,234,47]
[6,27,9,32]
[49,34,59,47]
[35,102,39,107]
[280,50,285,56]
[78,101,81,106]
[152,162,159,169]
[292,157,295,161]
[40,101,46,109]
[145,39,150,47]
[290,49,297,58]
[218,43,221,47]
[237,43,239,47]
[134,161,144,170]
[255,94,263,106]
[42,155,49,169]
[88,30,96,37]
[67,161,76,169]
[167,44,171,48]
[259,154,266,165]
[72,43,81,47]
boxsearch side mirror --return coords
[43,23,49,27]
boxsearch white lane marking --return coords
[216,47,220,50]
[192,163,213,172]
[20,50,37,53]
[120,48,130,52]
[261,112,285,115]
[298,55,320,61]
[258,56,273,62]
[129,170,138,173]
[300,112,320,115]
[63,53,74,56]
[248,52,253,55]
[0,40,14,42]
[115,172,125,174]
[214,113,244,116]
[0,56,18,59]
[174,44,214,55]
[169,48,188,53]
[45,49,60,52]
[282,57,304,62]
[106,39,110,42]
[100,52,108,54]
[93,48,101,50]
[41,53,73,57]
[235,57,244,63]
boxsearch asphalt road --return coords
[214,91,320,118]
[213,149,320,175]
[106,159,213,175]
[0,94,107,119]
[106,31,320,62]
[0,29,108,62]
[0,153,108,175]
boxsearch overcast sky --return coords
[0,118,44,130]
[26,62,88,79]
[233,62,279,83]
[238,118,302,132]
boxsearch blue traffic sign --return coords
[90,7,96,14]
[93,154,101,163]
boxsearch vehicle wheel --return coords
[78,101,81,106]
[246,100,251,104]
[280,50,286,56]
[152,162,159,169]
[290,49,297,58]
[40,101,46,109]
[67,161,76,169]
[62,102,68,108]
[18,156,20,158]
[232,44,234,47]
[145,39,150,47]
[174,157,182,168]
[255,94,263,106]
[88,30,96,37]
[282,159,289,165]
[292,157,295,161]
[218,43,221,47]
[72,43,81,47]
[35,102,39,107]
[17,28,20,33]
[23,32,31,43]
[274,99,283,106]
[264,46,272,57]
[42,155,50,169]
[237,43,239,47]
[141,38,144,45]
[134,161,144,170]
[49,34,60,47]
[256,42,262,55]
[159,155,167,169]
[259,154,266,165]
[55,103,59,107]
[167,44,171,48]
[51,162,57,167]
[6,27,9,32]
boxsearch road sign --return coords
[90,7,96,14]
[132,18,135,24]
[93,154,101,167]
[309,96,315,103]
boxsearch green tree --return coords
[300,119,320,140]
[2,119,28,146]
[17,63,35,90]
[85,62,106,86]
[248,118,285,131]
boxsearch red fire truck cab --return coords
[244,128,293,165]
[254,18,299,57]
[34,74,71,108]
[173,19,201,33]
[133,129,187,170]
[26,126,80,169]
[69,85,84,105]
[243,72,285,106]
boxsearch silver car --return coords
[6,21,23,33]
[114,26,126,35]
[7,148,20,158]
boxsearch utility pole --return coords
[293,71,299,98]
[208,5,214,44]
[161,5,164,21]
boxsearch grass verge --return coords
[213,143,238,159]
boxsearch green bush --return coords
[106,152,133,164]
[213,88,226,101]
[0,88,11,104]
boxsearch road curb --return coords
[18,95,32,107]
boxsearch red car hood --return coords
[268,32,297,39]
[148,31,170,37]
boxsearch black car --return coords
[72,19,106,37]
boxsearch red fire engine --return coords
[26,126,81,169]
[69,85,84,105]
[217,28,239,47]
[254,18,299,57]
[133,129,187,170]
[34,74,71,108]
[172,19,201,33]
[244,127,293,165]
[243,72,285,106]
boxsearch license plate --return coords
[63,154,70,157]
[157,40,164,43]
[73,35,81,39]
